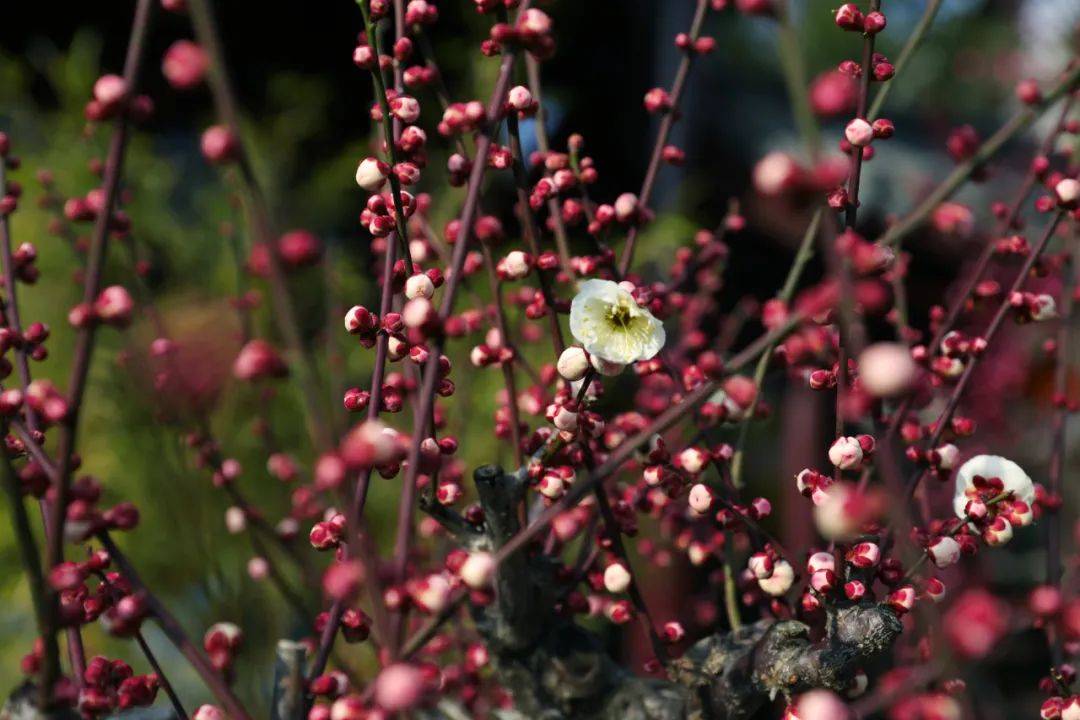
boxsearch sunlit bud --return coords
[1055,178,1080,207]
[373,663,426,712]
[828,436,863,470]
[983,516,1014,546]
[810,569,835,594]
[662,621,685,643]
[356,157,390,192]
[844,580,865,601]
[344,305,377,334]
[844,118,874,148]
[688,483,713,514]
[603,563,632,593]
[858,342,916,397]
[678,446,708,475]
[807,552,835,574]
[557,346,590,381]
[507,85,533,111]
[925,577,946,603]
[389,95,421,123]
[928,536,961,568]
[846,541,880,568]
[757,560,794,596]
[405,273,435,300]
[748,552,774,580]
[224,506,247,534]
[460,552,495,589]
[613,193,639,222]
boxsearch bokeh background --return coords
[1,0,1079,717]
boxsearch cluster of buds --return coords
[748,547,794,597]
[359,188,419,238]
[203,621,243,673]
[1010,290,1057,323]
[834,4,886,35]
[955,475,1035,547]
[67,285,136,329]
[309,511,347,550]
[77,656,160,717]
[838,52,894,83]
[486,8,555,59]
[827,434,875,471]
[86,74,154,123]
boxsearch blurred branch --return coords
[866,0,943,122]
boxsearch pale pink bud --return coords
[507,85,533,111]
[807,551,835,574]
[928,536,961,568]
[828,436,863,470]
[1055,178,1080,207]
[557,346,590,381]
[663,621,685,643]
[193,705,225,720]
[405,273,435,300]
[796,690,850,720]
[858,343,916,397]
[688,483,713,514]
[93,74,128,106]
[757,560,794,596]
[753,151,801,196]
[94,285,134,326]
[460,551,496,589]
[613,192,639,222]
[844,118,874,147]
[356,157,389,191]
[748,552,773,580]
[678,446,708,475]
[373,663,426,711]
[224,506,247,534]
[603,562,632,594]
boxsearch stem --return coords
[97,532,254,720]
[44,0,156,695]
[134,631,188,720]
[0,447,59,703]
[902,210,1066,504]
[877,61,1080,248]
[730,208,821,489]
[387,8,531,651]
[616,0,711,277]
[866,0,943,122]
[187,0,334,452]
[775,1,821,160]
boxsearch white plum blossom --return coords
[569,279,665,365]
[952,455,1035,520]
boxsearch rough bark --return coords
[464,465,903,720]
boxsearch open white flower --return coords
[569,279,665,365]
[952,454,1034,519]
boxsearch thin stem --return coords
[44,0,156,694]
[774,1,821,160]
[134,631,188,720]
[97,532,253,720]
[902,211,1066,505]
[387,9,531,651]
[0,446,59,703]
[187,0,334,452]
[877,60,1080,248]
[866,0,943,121]
[616,0,711,277]
[730,207,821,489]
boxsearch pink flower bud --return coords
[92,285,134,327]
[162,40,208,90]
[233,339,288,381]
[858,343,916,397]
[844,118,874,147]
[193,705,225,720]
[688,483,713,514]
[93,74,128,106]
[460,551,495,589]
[405,273,435,300]
[200,125,238,164]
[663,621,685,643]
[796,690,850,720]
[928,536,961,568]
[748,552,774,580]
[356,157,390,191]
[507,85,533,111]
[757,559,794,596]
[373,663,426,711]
[1055,178,1080,208]
[828,436,863,470]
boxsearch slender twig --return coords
[0,446,59,704]
[877,60,1080,248]
[43,0,156,695]
[387,5,532,651]
[902,210,1066,505]
[617,0,711,277]
[97,532,253,720]
[730,208,822,489]
[1046,222,1077,666]
[866,0,943,121]
[187,0,334,452]
[774,1,821,159]
[134,631,189,720]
